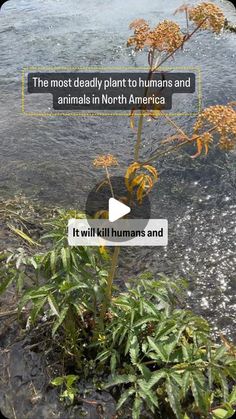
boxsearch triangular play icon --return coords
[108,198,131,222]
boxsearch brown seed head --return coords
[93,154,118,168]
[127,19,183,52]
[189,2,225,33]
[127,21,150,50]
[194,104,236,152]
[145,20,184,52]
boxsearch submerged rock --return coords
[0,335,116,419]
[224,18,236,33]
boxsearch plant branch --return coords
[152,18,208,72]
[134,18,207,161]
[105,167,115,198]
[134,49,156,160]
[159,111,191,141]
[142,126,217,164]
[100,246,120,322]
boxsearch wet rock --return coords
[224,18,236,33]
[0,338,116,419]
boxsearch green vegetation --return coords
[1,209,236,418]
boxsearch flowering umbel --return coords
[191,104,236,157]
[146,21,184,52]
[127,19,150,50]
[93,154,118,168]
[189,2,225,33]
[127,19,183,52]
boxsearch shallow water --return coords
[0,0,236,338]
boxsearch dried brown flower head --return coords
[218,137,235,151]
[194,104,236,137]
[189,2,225,33]
[146,20,184,52]
[127,20,150,50]
[127,19,183,52]
[191,104,236,156]
[93,154,118,168]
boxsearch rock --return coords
[224,18,236,33]
[0,338,116,419]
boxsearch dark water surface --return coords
[0,0,236,338]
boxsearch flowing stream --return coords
[0,0,236,339]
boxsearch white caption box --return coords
[68,219,168,247]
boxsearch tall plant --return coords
[1,3,236,419]
[93,2,236,315]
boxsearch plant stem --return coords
[100,245,120,322]
[98,166,118,322]
[100,18,208,325]
[160,111,191,141]
[105,166,115,198]
[134,49,155,161]
[106,246,120,302]
[143,126,217,164]
[133,19,206,161]
[134,113,144,160]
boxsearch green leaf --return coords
[19,284,55,312]
[139,386,159,408]
[132,396,142,419]
[105,375,136,387]
[29,257,38,270]
[147,336,167,362]
[50,250,57,273]
[125,332,133,356]
[133,316,159,328]
[214,346,227,361]
[112,324,122,343]
[52,305,69,336]
[212,407,235,419]
[66,375,78,387]
[190,371,207,413]
[218,370,229,402]
[163,336,178,359]
[118,326,128,346]
[61,389,75,402]
[136,364,152,380]
[51,376,64,386]
[182,342,191,361]
[110,352,117,375]
[95,350,110,362]
[155,321,177,340]
[147,370,166,389]
[182,370,191,396]
[48,294,60,317]
[229,386,236,404]
[0,275,15,294]
[30,296,47,323]
[129,335,139,365]
[169,371,183,387]
[117,387,136,410]
[61,247,69,271]
[143,300,159,315]
[166,377,183,419]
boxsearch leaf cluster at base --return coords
[0,210,236,419]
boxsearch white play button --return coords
[108,198,131,222]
